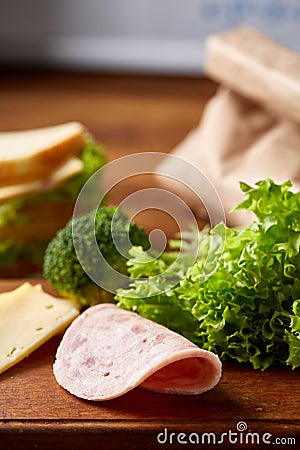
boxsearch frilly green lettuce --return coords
[116,179,300,370]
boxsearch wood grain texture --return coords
[0,71,299,449]
[0,301,298,422]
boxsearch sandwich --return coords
[0,122,106,277]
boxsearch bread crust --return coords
[0,122,85,185]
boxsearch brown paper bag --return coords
[156,27,300,226]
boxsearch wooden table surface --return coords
[0,71,299,449]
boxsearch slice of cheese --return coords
[0,282,79,375]
[0,122,85,184]
[0,156,83,202]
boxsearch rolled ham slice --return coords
[53,304,222,401]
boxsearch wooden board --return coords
[0,279,299,450]
[0,72,299,449]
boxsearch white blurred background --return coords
[1,0,300,74]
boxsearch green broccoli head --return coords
[43,206,149,307]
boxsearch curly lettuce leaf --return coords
[117,179,300,370]
[285,300,300,369]
[0,239,47,267]
[0,199,27,228]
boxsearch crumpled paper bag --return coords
[155,26,300,226]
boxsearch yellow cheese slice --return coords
[0,282,79,375]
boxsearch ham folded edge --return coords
[53,304,222,401]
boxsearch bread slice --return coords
[0,122,86,184]
[205,26,300,122]
[0,157,83,202]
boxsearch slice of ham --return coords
[53,304,222,401]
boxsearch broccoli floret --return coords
[43,206,149,307]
